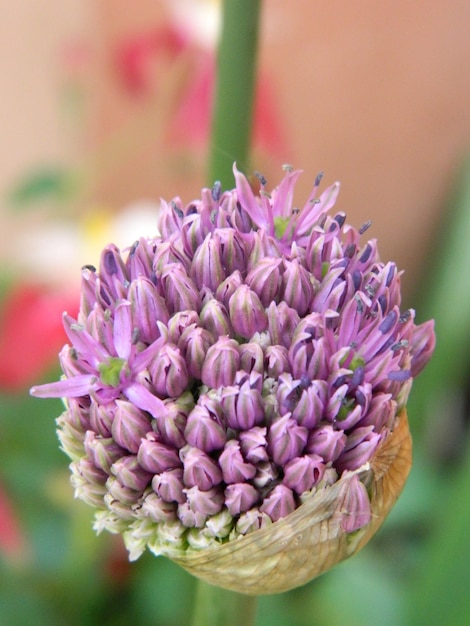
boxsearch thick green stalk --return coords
[208,0,262,188]
[192,2,262,624]
[191,580,257,626]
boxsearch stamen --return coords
[359,244,372,264]
[173,205,184,219]
[211,181,222,201]
[359,221,372,235]
[255,171,267,186]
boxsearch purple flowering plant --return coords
[31,163,435,594]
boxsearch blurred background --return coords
[1,1,470,624]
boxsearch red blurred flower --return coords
[0,481,28,562]
[0,284,79,391]
[115,24,286,156]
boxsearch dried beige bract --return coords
[173,410,411,594]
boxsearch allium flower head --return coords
[31,164,435,594]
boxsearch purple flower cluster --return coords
[31,165,435,559]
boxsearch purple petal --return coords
[296,181,340,236]
[233,163,267,228]
[124,383,167,418]
[271,167,303,219]
[63,314,109,366]
[30,374,97,398]
[113,301,133,360]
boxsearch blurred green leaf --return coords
[406,438,470,625]
[408,155,470,435]
[6,167,77,210]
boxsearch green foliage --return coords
[6,167,77,210]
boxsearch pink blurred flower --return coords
[0,481,28,562]
[0,284,78,391]
[115,24,286,155]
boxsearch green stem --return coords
[191,579,257,626]
[192,4,262,622]
[208,0,263,188]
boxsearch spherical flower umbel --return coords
[31,164,435,594]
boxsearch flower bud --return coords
[204,508,233,538]
[335,427,382,472]
[266,301,300,347]
[292,382,326,429]
[184,397,227,452]
[71,466,107,507]
[239,342,264,374]
[265,345,290,378]
[247,229,281,269]
[99,244,128,294]
[218,440,257,484]
[282,454,325,494]
[178,325,214,379]
[239,427,269,463]
[141,492,177,523]
[217,228,247,275]
[79,265,98,317]
[84,431,125,473]
[157,199,184,239]
[306,424,347,462]
[281,258,313,316]
[149,344,189,397]
[225,483,260,516]
[221,384,265,431]
[75,458,107,486]
[137,433,181,473]
[229,284,268,339]
[106,476,141,506]
[32,164,433,595]
[190,233,225,291]
[112,399,152,453]
[89,402,114,437]
[126,238,155,282]
[153,398,189,448]
[260,484,296,522]
[186,529,216,550]
[153,239,190,274]
[160,264,201,314]
[359,393,396,431]
[267,414,308,466]
[177,501,208,528]
[184,485,224,516]
[85,307,115,356]
[215,271,243,308]
[245,257,283,307]
[410,319,436,376]
[201,337,240,388]
[152,468,185,503]
[129,277,169,343]
[200,299,234,337]
[337,474,371,533]
[235,508,272,536]
[181,446,223,490]
[153,519,186,551]
[181,213,206,257]
[167,310,199,344]
[111,455,152,491]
